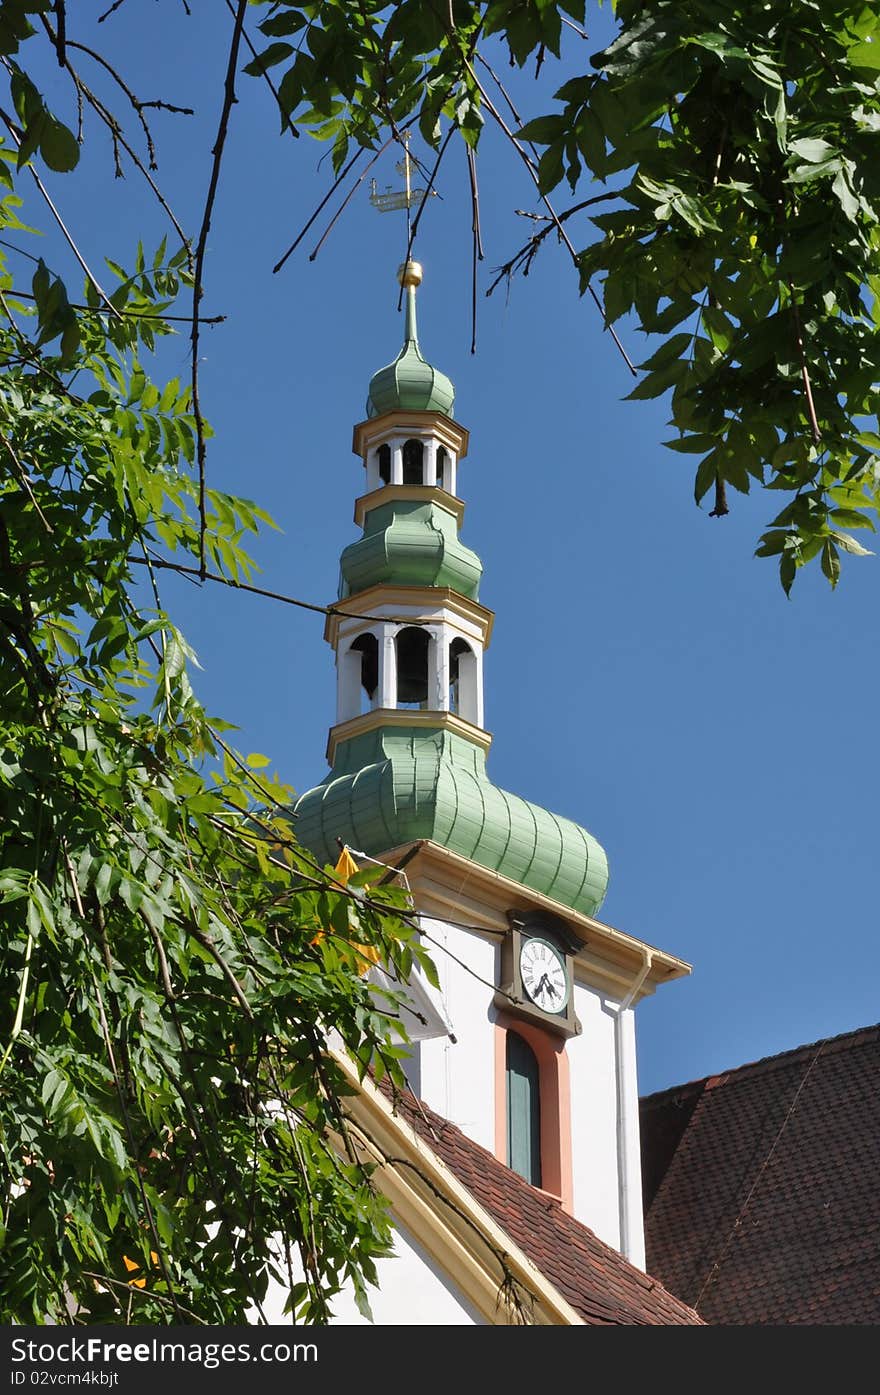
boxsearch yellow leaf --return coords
[333,847,359,883]
[122,1255,147,1289]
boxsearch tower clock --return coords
[494,911,581,1038]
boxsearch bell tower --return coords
[329,258,489,751]
[294,170,691,1267]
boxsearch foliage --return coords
[2,0,879,1329]
[0,2,435,1326]
[249,0,880,592]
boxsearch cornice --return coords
[384,840,692,1004]
[352,410,470,460]
[326,709,493,767]
[353,484,466,530]
[324,584,494,648]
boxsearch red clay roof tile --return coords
[382,1083,703,1325]
[641,1023,880,1325]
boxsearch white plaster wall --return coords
[260,1220,483,1326]
[415,916,497,1154]
[566,982,623,1252]
[615,1005,646,1270]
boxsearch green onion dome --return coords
[293,727,609,919]
[339,497,482,600]
[367,262,455,419]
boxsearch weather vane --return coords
[369,130,437,248]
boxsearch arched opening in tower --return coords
[449,637,478,724]
[395,626,429,708]
[436,446,448,489]
[377,443,391,485]
[402,438,424,486]
[349,631,379,714]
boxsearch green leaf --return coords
[258,12,307,38]
[39,118,79,173]
[701,306,735,354]
[848,40,880,70]
[663,433,720,455]
[788,137,837,164]
[830,508,874,531]
[536,143,564,194]
[516,115,566,145]
[694,454,717,506]
[639,332,692,372]
[624,359,688,400]
[821,538,841,586]
[829,530,873,557]
[243,42,294,76]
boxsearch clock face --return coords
[519,937,570,1013]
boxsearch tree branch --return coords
[192,0,249,579]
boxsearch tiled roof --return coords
[386,1084,703,1326]
[640,1023,880,1325]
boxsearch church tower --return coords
[293,260,690,1268]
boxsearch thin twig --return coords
[188,921,254,1019]
[396,123,457,308]
[274,133,403,274]
[0,105,122,320]
[472,51,635,372]
[65,37,194,167]
[98,0,128,21]
[224,0,299,138]
[80,1273,204,1322]
[485,191,621,296]
[466,145,483,354]
[43,40,192,257]
[53,1,66,67]
[7,286,223,323]
[0,431,53,532]
[789,290,821,444]
[126,551,433,626]
[308,146,390,262]
[192,1,249,579]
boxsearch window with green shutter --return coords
[506,1030,542,1187]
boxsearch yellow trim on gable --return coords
[329,1047,585,1325]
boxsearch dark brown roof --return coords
[640,1023,880,1325]
[385,1084,702,1325]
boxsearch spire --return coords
[293,216,610,920]
[400,259,421,347]
[366,261,455,419]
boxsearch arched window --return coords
[449,638,480,724]
[395,626,429,707]
[506,1031,542,1187]
[402,438,424,485]
[350,632,378,713]
[448,638,471,715]
[436,446,448,489]
[377,443,391,485]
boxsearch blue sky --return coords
[23,4,880,1097]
